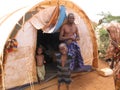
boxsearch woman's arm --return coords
[75,26,80,41]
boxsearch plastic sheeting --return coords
[1,0,98,89]
[4,21,37,89]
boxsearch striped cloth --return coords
[56,53,72,84]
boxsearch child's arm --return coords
[43,55,46,63]
[44,60,46,63]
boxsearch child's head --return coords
[37,45,44,55]
[59,43,68,55]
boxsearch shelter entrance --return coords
[36,30,61,82]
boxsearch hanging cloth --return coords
[53,5,67,33]
[42,5,59,31]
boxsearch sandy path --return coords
[25,60,115,90]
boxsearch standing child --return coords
[36,45,46,82]
[56,43,72,90]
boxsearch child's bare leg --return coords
[58,83,61,90]
[66,84,69,90]
[38,78,41,83]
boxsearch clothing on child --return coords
[37,65,45,80]
[56,53,72,84]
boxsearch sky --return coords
[72,0,120,22]
[0,0,119,53]
[0,0,120,22]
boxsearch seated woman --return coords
[59,13,92,72]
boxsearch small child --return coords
[56,43,72,90]
[36,45,46,82]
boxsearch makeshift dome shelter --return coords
[105,22,120,60]
[0,0,98,89]
[105,22,120,90]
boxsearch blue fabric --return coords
[65,41,92,72]
[53,5,67,33]
[66,41,84,70]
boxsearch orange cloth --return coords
[42,5,59,30]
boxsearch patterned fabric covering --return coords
[56,53,72,84]
[113,48,120,90]
[66,41,92,72]
[5,39,18,53]
[113,48,120,61]
[113,48,120,77]
[106,23,120,89]
[105,42,115,59]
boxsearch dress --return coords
[56,53,72,84]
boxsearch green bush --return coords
[98,28,110,59]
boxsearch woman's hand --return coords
[69,35,76,41]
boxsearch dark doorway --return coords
[36,29,61,82]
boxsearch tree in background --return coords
[95,12,120,59]
[98,12,120,24]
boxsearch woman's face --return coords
[68,14,75,24]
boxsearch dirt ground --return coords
[24,60,115,90]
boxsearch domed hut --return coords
[0,0,98,89]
